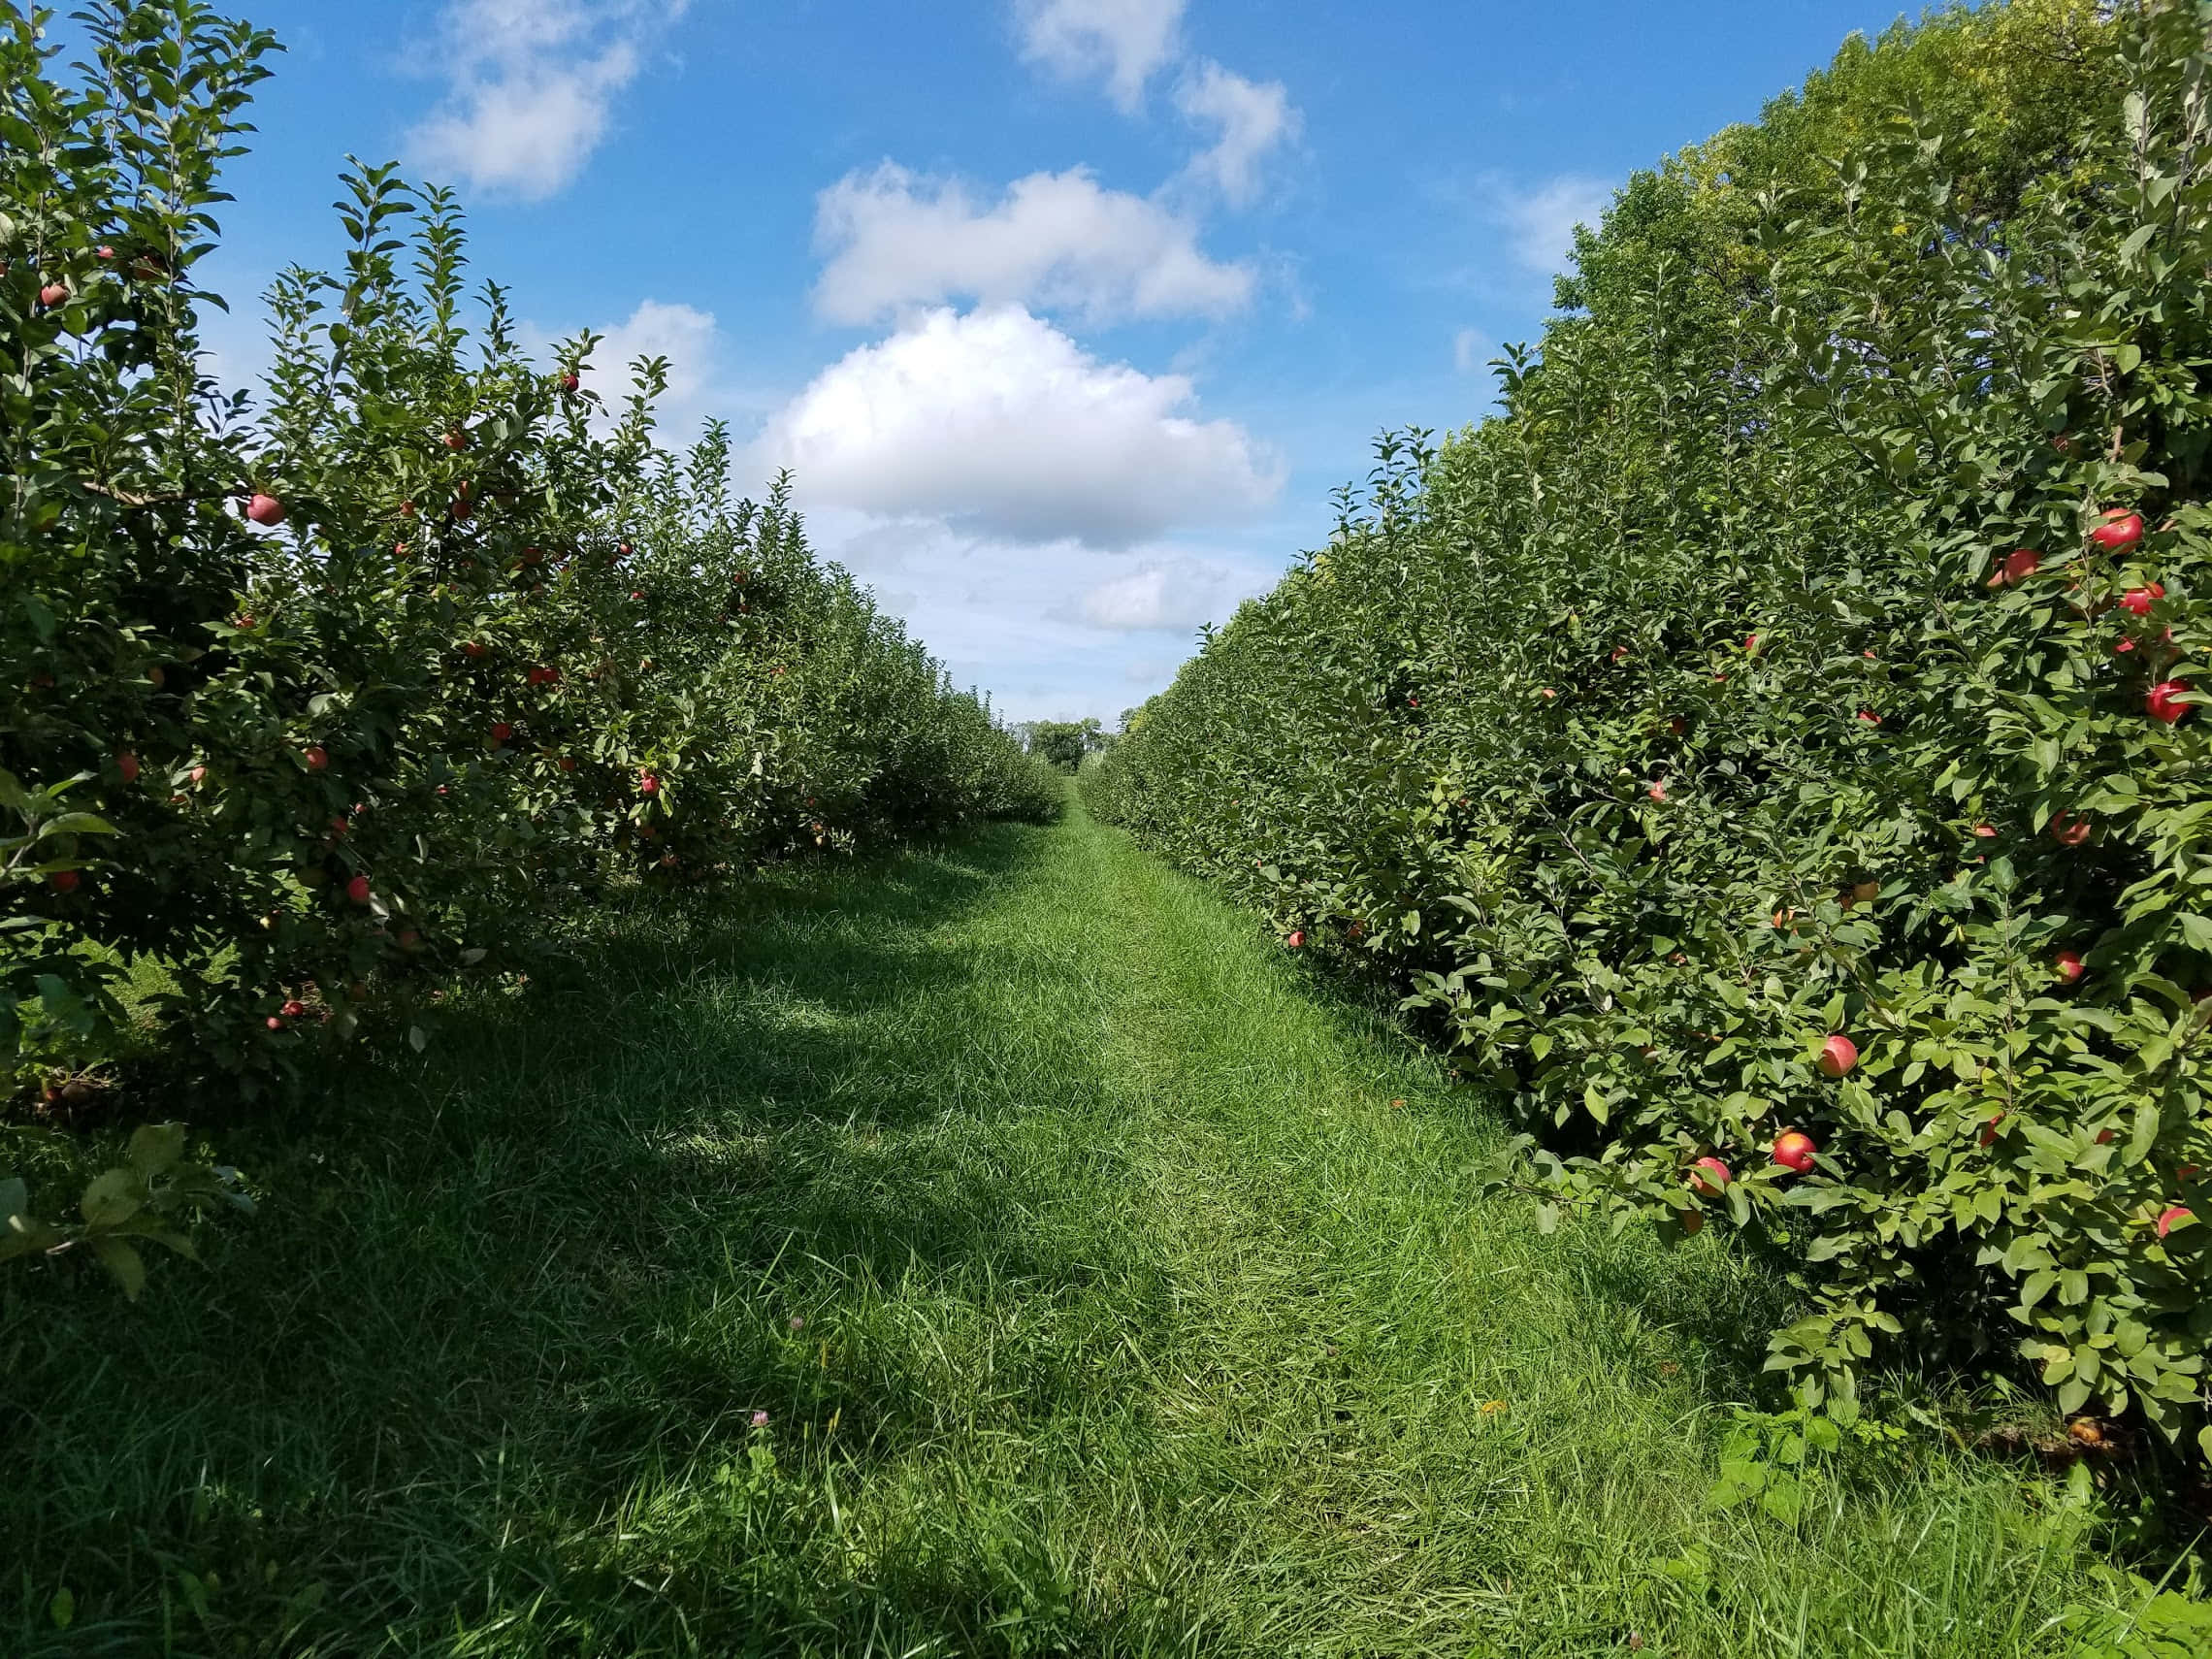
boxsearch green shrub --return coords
[1090,0,2212,1451]
[2,0,1037,1289]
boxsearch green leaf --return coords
[86,1235,146,1299]
[127,1122,188,1176]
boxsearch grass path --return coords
[3,801,2154,1655]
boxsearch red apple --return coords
[463,640,488,659]
[1773,1130,1817,1174]
[443,428,468,450]
[1689,1155,1732,1196]
[1857,709,1882,725]
[1647,780,1668,802]
[1973,823,1998,839]
[48,870,80,894]
[1817,1033,1859,1078]
[1287,929,1305,948]
[280,998,307,1018]
[2116,636,2137,656]
[1610,646,1629,664]
[303,743,329,771]
[266,1016,285,1031]
[630,590,645,602]
[638,769,661,796]
[2051,812,2092,847]
[245,493,286,526]
[115,750,139,783]
[2157,1204,2193,1239]
[2120,582,2165,616]
[491,722,513,744]
[557,756,577,772]
[345,875,372,904]
[2148,679,2193,724]
[560,372,580,393]
[190,764,208,785]
[2001,549,2040,583]
[2090,509,2144,551]
[38,281,67,308]
[2055,948,2086,983]
[1980,1110,2005,1148]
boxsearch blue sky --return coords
[188,0,1931,723]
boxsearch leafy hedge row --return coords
[1090,0,2212,1452]
[3,2,1056,1281]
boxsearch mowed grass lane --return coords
[3,800,2154,1655]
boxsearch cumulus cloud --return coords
[1490,175,1612,273]
[1076,559,1231,631]
[1453,327,1491,374]
[757,306,1283,548]
[811,163,1254,327]
[1174,61,1299,207]
[407,0,685,200]
[1015,0,1184,112]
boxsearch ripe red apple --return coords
[1540,687,1557,699]
[280,998,307,1019]
[2090,509,2144,551]
[1980,1110,2005,1147]
[443,428,468,450]
[398,928,421,951]
[1610,646,1629,664]
[1857,709,1882,725]
[2116,635,2137,656]
[2001,549,2040,583]
[38,281,67,308]
[1287,929,1305,948]
[451,482,472,520]
[1973,823,1998,839]
[245,493,286,526]
[1773,1130,1817,1174]
[2051,812,2092,847]
[629,590,645,602]
[48,870,80,894]
[1817,1033,1858,1078]
[557,756,577,772]
[401,500,418,519]
[303,743,329,771]
[115,750,139,784]
[463,640,488,659]
[1647,780,1668,802]
[96,244,115,260]
[1689,1155,1732,1196]
[2055,948,2086,983]
[638,769,660,796]
[345,875,372,904]
[560,372,580,393]
[2121,582,2165,616]
[190,764,208,785]
[266,1015,285,1031]
[2148,679,2193,724]
[491,722,513,744]
[2157,1204,2192,1239]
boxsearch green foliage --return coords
[1089,1,2212,1449]
[1018,717,1109,772]
[0,0,1041,1285]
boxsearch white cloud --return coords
[1076,559,1230,631]
[1490,176,1612,273]
[811,163,1254,327]
[581,298,718,413]
[1015,0,1184,112]
[1453,327,1490,374]
[407,0,685,200]
[1174,61,1298,207]
[757,306,1283,548]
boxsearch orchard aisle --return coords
[6,803,2149,1656]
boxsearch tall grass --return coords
[1,803,2173,1655]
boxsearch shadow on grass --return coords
[2,820,1187,1657]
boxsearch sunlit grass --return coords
[0,801,2171,1655]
